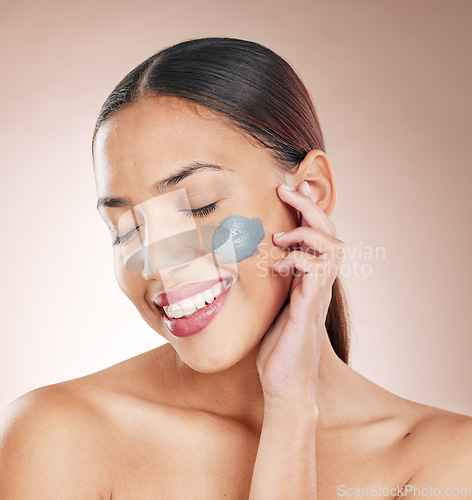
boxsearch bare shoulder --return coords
[401,400,472,488]
[408,401,472,450]
[0,377,118,499]
[0,344,176,499]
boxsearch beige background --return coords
[1,0,471,415]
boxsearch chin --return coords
[170,331,264,373]
[179,356,236,374]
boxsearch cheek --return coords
[247,200,298,312]
[211,215,265,264]
[214,212,293,319]
[253,199,299,276]
[113,251,144,301]
[232,249,291,343]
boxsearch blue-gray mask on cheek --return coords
[211,216,265,264]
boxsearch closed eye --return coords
[112,224,143,246]
[180,202,219,218]
[112,202,219,246]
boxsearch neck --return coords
[170,329,397,434]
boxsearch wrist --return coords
[263,395,318,418]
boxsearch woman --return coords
[1,37,471,499]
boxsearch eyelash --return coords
[181,201,218,219]
[112,202,219,246]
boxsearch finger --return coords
[277,183,337,236]
[272,250,341,286]
[273,226,345,260]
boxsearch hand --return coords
[256,181,345,406]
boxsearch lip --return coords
[152,277,229,307]
[155,276,234,338]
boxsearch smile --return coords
[163,280,230,318]
[153,277,234,338]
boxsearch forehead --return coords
[93,95,255,181]
[92,95,286,215]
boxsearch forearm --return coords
[248,399,318,500]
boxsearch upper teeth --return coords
[163,282,226,319]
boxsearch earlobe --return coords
[298,149,337,217]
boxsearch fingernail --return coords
[273,231,286,238]
[302,181,316,203]
[279,183,295,191]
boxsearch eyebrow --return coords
[96,161,229,210]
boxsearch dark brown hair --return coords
[92,36,351,364]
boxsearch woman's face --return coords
[93,95,300,373]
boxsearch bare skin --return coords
[1,96,471,499]
[2,343,471,499]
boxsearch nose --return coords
[128,227,216,279]
[139,241,164,280]
[117,190,205,279]
[140,240,184,282]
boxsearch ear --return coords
[291,150,337,217]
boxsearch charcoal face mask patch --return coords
[211,215,265,264]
